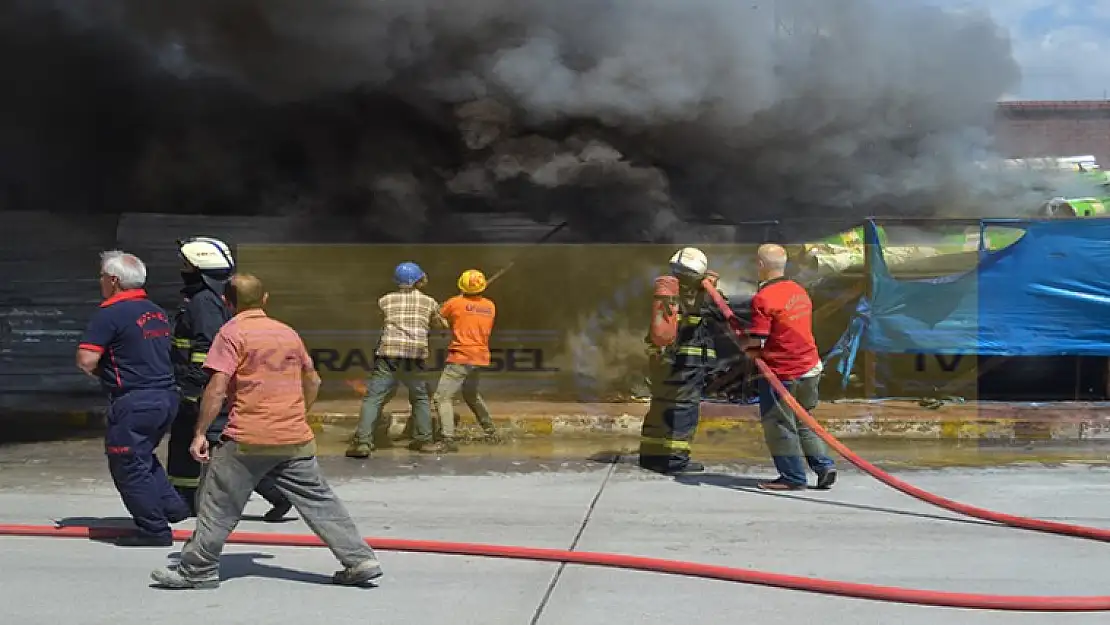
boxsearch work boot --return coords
[150,566,220,589]
[814,469,838,491]
[332,559,384,586]
[263,501,293,522]
[345,437,371,459]
[409,440,454,454]
[666,461,705,475]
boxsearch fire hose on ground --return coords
[3,280,1110,611]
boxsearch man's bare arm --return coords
[75,349,101,378]
[432,313,449,329]
[431,301,449,329]
[302,369,322,412]
[197,372,231,438]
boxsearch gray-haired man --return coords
[75,251,191,546]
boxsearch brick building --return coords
[995,100,1110,165]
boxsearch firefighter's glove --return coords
[704,270,720,289]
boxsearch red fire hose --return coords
[0,522,1107,611]
[698,280,1110,544]
[2,282,1109,611]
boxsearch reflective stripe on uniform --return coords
[168,475,200,488]
[676,345,716,358]
[639,437,692,450]
[680,315,702,326]
[190,352,208,364]
[172,338,192,348]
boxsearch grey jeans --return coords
[177,440,380,581]
[433,363,495,438]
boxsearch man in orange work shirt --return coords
[150,273,382,589]
[432,269,500,449]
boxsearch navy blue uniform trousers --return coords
[638,360,706,473]
[105,389,191,538]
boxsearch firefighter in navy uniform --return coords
[167,236,291,521]
[638,247,727,474]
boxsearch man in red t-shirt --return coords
[745,244,836,491]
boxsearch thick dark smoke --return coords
[2,0,1074,242]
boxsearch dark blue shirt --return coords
[79,289,176,397]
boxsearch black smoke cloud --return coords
[1,0,1056,242]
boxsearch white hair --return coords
[100,250,147,290]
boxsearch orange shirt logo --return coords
[441,295,496,366]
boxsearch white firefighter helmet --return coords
[669,247,709,279]
[178,236,235,271]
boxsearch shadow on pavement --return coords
[54,516,136,529]
[241,513,300,524]
[52,516,141,544]
[0,412,104,447]
[674,473,765,489]
[587,451,632,464]
[674,472,999,528]
[164,551,374,587]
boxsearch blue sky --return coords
[933,0,1110,100]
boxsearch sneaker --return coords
[332,559,384,586]
[263,501,293,523]
[814,469,837,490]
[116,533,173,547]
[758,478,807,491]
[345,439,371,459]
[150,567,220,589]
[481,430,502,443]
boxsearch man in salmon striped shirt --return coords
[150,273,382,589]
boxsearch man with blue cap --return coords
[346,262,447,458]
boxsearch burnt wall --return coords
[0,213,119,409]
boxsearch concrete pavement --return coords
[3,439,1110,624]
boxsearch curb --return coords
[307,401,1110,442]
[13,401,1110,443]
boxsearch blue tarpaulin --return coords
[826,218,1110,387]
